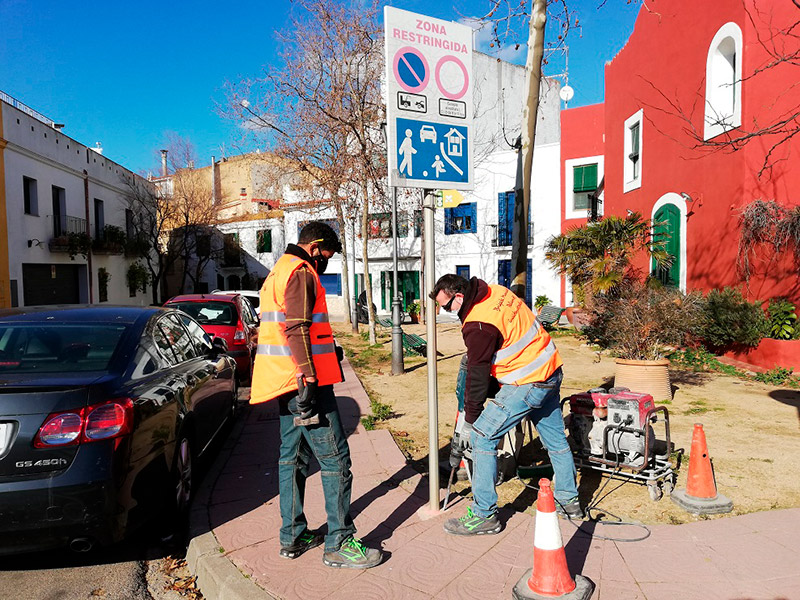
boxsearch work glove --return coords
[449,422,474,468]
[296,377,319,421]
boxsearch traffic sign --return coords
[384,7,474,190]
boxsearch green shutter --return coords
[652,204,681,287]
[573,164,598,193]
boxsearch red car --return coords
[165,294,259,383]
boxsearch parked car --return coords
[164,294,258,384]
[212,289,261,317]
[0,305,237,556]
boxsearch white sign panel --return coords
[384,7,474,190]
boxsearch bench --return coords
[537,305,565,329]
[376,316,393,328]
[402,332,428,356]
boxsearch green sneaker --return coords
[443,506,502,536]
[322,536,382,569]
[279,529,324,559]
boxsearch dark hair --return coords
[298,221,341,253]
[429,274,469,300]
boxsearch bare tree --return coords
[227,0,386,343]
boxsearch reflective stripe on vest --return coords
[496,339,557,384]
[260,311,329,323]
[493,321,540,362]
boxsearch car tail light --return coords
[233,323,247,345]
[34,398,134,448]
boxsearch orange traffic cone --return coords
[512,479,594,600]
[671,423,733,515]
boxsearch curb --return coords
[186,400,279,600]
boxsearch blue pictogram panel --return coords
[395,117,468,184]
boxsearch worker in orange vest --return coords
[431,274,582,536]
[251,221,382,569]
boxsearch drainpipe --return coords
[83,169,93,303]
[211,156,217,204]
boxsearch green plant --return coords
[407,300,421,316]
[98,267,110,302]
[534,295,551,310]
[545,212,672,306]
[126,262,150,294]
[699,287,767,350]
[754,366,795,386]
[766,298,798,340]
[104,225,126,246]
[66,231,92,260]
[585,279,704,360]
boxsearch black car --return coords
[0,305,237,555]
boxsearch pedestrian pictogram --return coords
[396,118,468,184]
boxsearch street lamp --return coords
[390,187,404,375]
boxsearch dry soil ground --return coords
[333,322,800,526]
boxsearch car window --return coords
[168,301,237,326]
[152,324,179,366]
[130,335,169,378]
[0,324,127,373]
[239,298,256,326]
[161,313,199,361]
[177,313,213,354]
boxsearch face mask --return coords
[311,254,328,275]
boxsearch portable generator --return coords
[564,387,678,501]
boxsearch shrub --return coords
[699,287,767,350]
[586,279,704,360]
[534,295,552,310]
[766,298,798,340]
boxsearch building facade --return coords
[0,92,152,308]
[560,0,800,306]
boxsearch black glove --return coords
[296,377,318,421]
[449,422,473,468]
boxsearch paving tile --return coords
[678,514,756,538]
[325,572,425,600]
[596,579,645,600]
[229,539,360,600]
[368,536,478,595]
[213,502,281,552]
[730,508,800,533]
[764,575,800,600]
[361,523,421,554]
[701,531,800,583]
[615,537,728,583]
[433,559,514,600]
[415,518,505,558]
[762,525,800,553]
[211,469,278,505]
[637,580,740,600]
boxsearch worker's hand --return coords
[449,422,473,468]
[296,378,319,421]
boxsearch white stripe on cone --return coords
[533,510,563,551]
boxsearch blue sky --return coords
[0,0,639,174]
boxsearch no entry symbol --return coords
[393,47,429,94]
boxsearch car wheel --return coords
[173,434,194,516]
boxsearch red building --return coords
[560,0,800,307]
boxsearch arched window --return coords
[651,194,688,292]
[705,22,742,140]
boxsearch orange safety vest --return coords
[250,252,342,404]
[463,284,562,385]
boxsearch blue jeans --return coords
[471,367,578,517]
[278,385,356,552]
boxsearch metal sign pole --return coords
[351,218,359,333]
[423,189,440,510]
[391,186,404,375]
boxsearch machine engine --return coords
[567,389,656,468]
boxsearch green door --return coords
[652,204,681,287]
[382,271,420,310]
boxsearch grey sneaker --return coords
[443,506,502,536]
[322,536,382,569]
[555,498,585,520]
[279,529,324,559]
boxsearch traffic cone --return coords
[671,423,733,515]
[512,479,594,600]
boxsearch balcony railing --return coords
[49,214,88,239]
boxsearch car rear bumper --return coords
[0,443,122,555]
[227,348,252,375]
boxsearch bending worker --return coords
[431,274,582,536]
[251,221,382,569]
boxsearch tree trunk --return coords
[334,198,352,325]
[511,0,547,302]
[360,179,377,345]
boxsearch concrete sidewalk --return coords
[188,360,800,600]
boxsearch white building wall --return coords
[2,99,151,306]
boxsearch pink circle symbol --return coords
[435,55,469,100]
[393,47,429,94]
